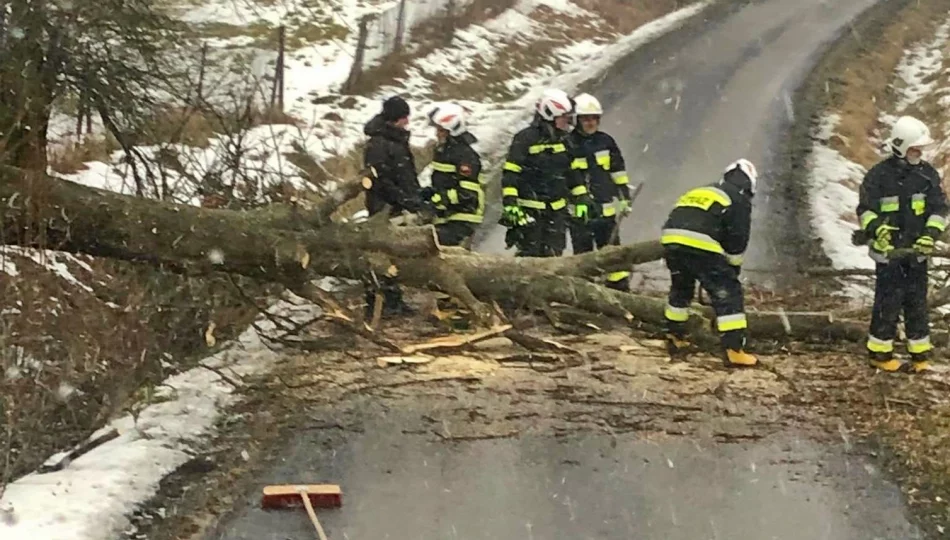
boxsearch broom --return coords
[261,484,343,540]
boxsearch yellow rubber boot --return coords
[724,349,758,367]
[868,356,903,372]
[666,334,691,357]
[906,354,931,373]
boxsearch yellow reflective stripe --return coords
[674,187,732,210]
[867,335,893,353]
[518,198,567,210]
[907,336,933,354]
[606,271,630,282]
[504,161,523,173]
[660,228,725,254]
[595,150,610,169]
[459,181,481,191]
[502,186,519,197]
[571,185,588,196]
[927,214,948,231]
[611,171,629,185]
[664,305,690,322]
[912,194,926,215]
[447,189,459,205]
[431,161,456,173]
[446,213,484,223]
[717,314,747,332]
[880,196,899,212]
[602,206,617,217]
[571,158,589,170]
[725,252,744,266]
[431,193,442,203]
[860,211,878,230]
[528,143,567,154]
[550,199,567,210]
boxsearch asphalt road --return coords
[477,0,880,288]
[215,429,920,540]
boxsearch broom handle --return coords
[299,492,330,540]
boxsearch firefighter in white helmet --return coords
[856,115,948,373]
[500,88,591,257]
[568,92,633,290]
[420,102,485,247]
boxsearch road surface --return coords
[477,0,879,288]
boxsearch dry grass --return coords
[826,1,949,167]
[48,135,120,174]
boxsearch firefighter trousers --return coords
[569,215,630,290]
[516,209,567,257]
[436,221,475,247]
[664,247,747,351]
[868,258,932,357]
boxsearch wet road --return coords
[477,0,880,288]
[215,428,920,539]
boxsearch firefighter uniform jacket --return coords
[426,132,485,224]
[568,129,631,216]
[501,116,589,212]
[660,181,752,267]
[363,114,421,216]
[857,156,948,262]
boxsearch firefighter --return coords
[420,102,485,247]
[856,115,947,373]
[361,95,422,317]
[500,88,591,257]
[568,92,633,290]
[660,159,758,368]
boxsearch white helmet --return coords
[573,93,603,116]
[536,89,573,121]
[427,102,467,137]
[889,115,935,157]
[723,158,758,195]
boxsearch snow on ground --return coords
[0,294,319,540]
[1,2,714,539]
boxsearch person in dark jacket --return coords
[500,88,591,257]
[856,115,948,373]
[361,95,421,318]
[420,102,485,247]
[568,92,633,290]
[660,159,758,368]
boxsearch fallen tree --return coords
[0,168,873,346]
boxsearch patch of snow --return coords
[0,293,320,540]
[0,247,94,292]
[892,17,950,111]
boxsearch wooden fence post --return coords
[271,25,286,112]
[196,42,208,106]
[394,0,407,53]
[343,16,370,93]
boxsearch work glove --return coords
[574,204,589,221]
[914,235,936,255]
[617,198,632,215]
[502,205,528,227]
[872,224,899,253]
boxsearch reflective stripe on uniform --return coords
[431,161,456,173]
[445,213,484,224]
[725,252,744,266]
[674,187,732,211]
[601,199,624,217]
[606,271,630,282]
[571,157,589,170]
[912,193,926,215]
[595,149,610,169]
[459,180,481,192]
[528,143,567,154]
[503,186,519,197]
[717,313,747,332]
[447,189,459,205]
[908,336,933,354]
[504,161,523,173]
[860,210,878,230]
[518,198,567,210]
[880,196,899,212]
[611,170,629,185]
[926,214,948,231]
[571,185,588,196]
[664,304,690,322]
[431,193,443,204]
[660,228,724,254]
[867,334,893,353]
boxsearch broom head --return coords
[261,484,343,509]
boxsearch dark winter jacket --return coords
[426,132,484,224]
[569,129,631,211]
[362,114,421,216]
[501,117,589,212]
[660,172,753,267]
[857,156,948,261]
